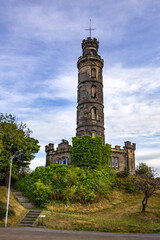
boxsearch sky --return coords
[0,0,160,174]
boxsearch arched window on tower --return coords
[92,131,96,138]
[91,68,96,78]
[91,85,96,98]
[91,107,98,120]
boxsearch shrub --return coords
[33,179,52,208]
[116,167,129,178]
[15,165,116,207]
[70,135,111,169]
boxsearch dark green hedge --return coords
[70,135,111,169]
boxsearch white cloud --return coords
[104,65,160,140]
[30,157,46,170]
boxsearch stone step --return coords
[23,217,37,220]
[26,210,41,214]
[26,213,41,216]
[14,192,23,197]
[29,211,41,215]
[19,223,33,227]
[11,188,41,227]
[25,215,40,219]
[16,197,29,203]
[28,209,41,215]
[28,210,41,213]
[21,220,35,224]
[20,209,42,226]
[22,203,35,209]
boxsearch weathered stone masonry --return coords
[76,38,105,143]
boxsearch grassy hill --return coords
[37,189,160,233]
[0,186,26,227]
[0,187,160,233]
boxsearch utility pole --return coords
[5,156,13,228]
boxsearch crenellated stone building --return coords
[45,36,136,174]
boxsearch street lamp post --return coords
[5,155,13,228]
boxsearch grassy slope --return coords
[0,186,27,227]
[38,189,160,233]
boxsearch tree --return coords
[130,163,160,212]
[135,162,153,176]
[0,113,40,186]
[70,135,111,169]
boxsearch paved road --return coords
[0,227,160,240]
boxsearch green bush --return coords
[116,167,129,178]
[70,135,111,169]
[15,165,116,207]
[33,179,52,208]
[124,176,139,193]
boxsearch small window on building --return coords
[115,157,119,168]
[110,157,119,168]
[62,157,66,165]
[92,132,96,138]
[91,107,98,120]
[111,157,115,167]
[91,85,96,98]
[58,159,62,164]
[91,68,96,78]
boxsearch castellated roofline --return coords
[45,139,71,154]
[82,37,99,50]
[124,141,136,150]
[110,141,136,151]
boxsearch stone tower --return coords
[76,37,105,143]
[45,36,136,174]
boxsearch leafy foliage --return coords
[136,162,153,176]
[124,163,160,212]
[116,167,130,178]
[131,174,160,212]
[70,135,111,169]
[15,165,116,208]
[0,113,40,185]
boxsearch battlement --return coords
[124,141,136,150]
[111,144,126,154]
[45,140,71,154]
[115,145,121,150]
[110,141,136,152]
[45,143,55,152]
[82,38,99,50]
[57,139,70,152]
